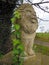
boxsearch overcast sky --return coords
[23,0,49,32]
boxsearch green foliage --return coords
[35,33,49,55]
[36,33,49,42]
[33,44,49,56]
[13,11,21,19]
[16,31,21,38]
[11,17,16,23]
[0,52,3,59]
[11,11,24,65]
[14,24,20,31]
[13,39,20,46]
[11,11,21,24]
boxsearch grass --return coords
[35,33,49,42]
[33,44,49,56]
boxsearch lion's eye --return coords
[31,19,36,23]
[31,18,37,23]
[31,21,35,23]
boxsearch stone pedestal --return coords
[0,52,41,65]
[22,53,41,65]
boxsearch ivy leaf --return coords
[16,31,21,38]
[11,17,16,23]
[14,11,21,19]
[17,44,24,51]
[13,39,21,46]
[14,24,20,31]
[13,49,19,55]
[14,11,19,15]
[14,14,21,19]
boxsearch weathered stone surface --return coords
[23,53,41,65]
[0,52,41,65]
[0,52,49,65]
[15,3,38,56]
[0,51,13,65]
[41,54,49,65]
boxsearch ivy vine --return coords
[11,11,24,65]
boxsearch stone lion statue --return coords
[15,3,38,56]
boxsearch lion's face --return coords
[16,4,38,33]
[22,10,38,33]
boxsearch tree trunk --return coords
[0,0,16,54]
